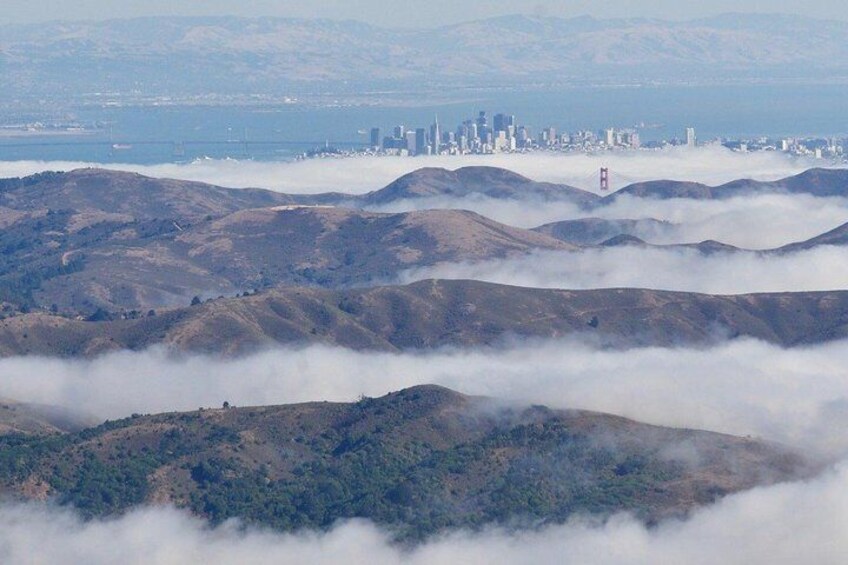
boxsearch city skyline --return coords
[348,112,842,162]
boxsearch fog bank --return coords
[2,339,848,454]
[0,146,822,194]
[400,245,848,294]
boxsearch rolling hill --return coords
[533,217,674,245]
[605,168,848,201]
[0,385,810,540]
[0,169,298,222]
[360,167,600,207]
[32,207,572,312]
[4,280,848,357]
[777,220,848,253]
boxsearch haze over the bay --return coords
[4,0,848,26]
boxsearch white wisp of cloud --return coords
[591,194,848,249]
[399,245,848,294]
[370,193,848,247]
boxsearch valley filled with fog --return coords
[2,147,848,563]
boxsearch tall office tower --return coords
[415,128,427,156]
[517,125,529,147]
[493,113,507,133]
[393,125,405,139]
[605,128,616,147]
[370,128,382,150]
[430,116,441,155]
[405,130,417,153]
[686,127,696,148]
[475,111,487,141]
[469,122,479,142]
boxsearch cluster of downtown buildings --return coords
[368,111,648,156]
[307,109,846,161]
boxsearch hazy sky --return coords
[1,0,847,27]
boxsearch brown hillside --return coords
[4,280,848,357]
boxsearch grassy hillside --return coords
[2,280,848,356]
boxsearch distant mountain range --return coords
[1,13,847,98]
[0,385,809,539]
[1,166,847,314]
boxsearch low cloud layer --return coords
[374,192,848,248]
[400,245,848,294]
[589,193,848,249]
[2,460,847,564]
[0,146,823,194]
[3,338,848,455]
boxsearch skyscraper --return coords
[493,114,516,137]
[430,115,441,155]
[516,126,529,148]
[370,128,382,150]
[405,130,417,154]
[415,128,427,156]
[476,111,488,141]
[686,127,696,148]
